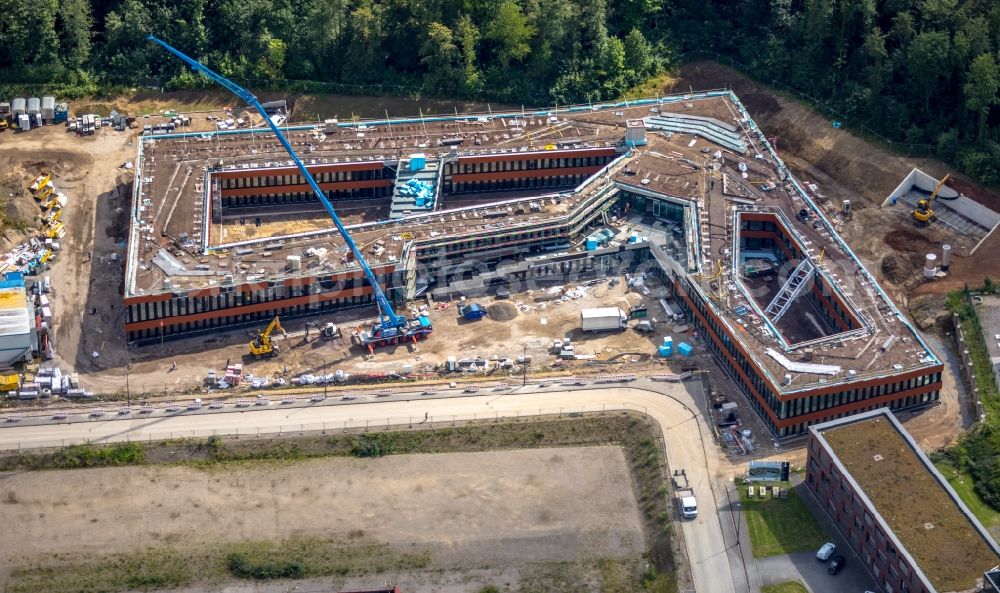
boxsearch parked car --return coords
[816,542,836,561]
[828,555,846,575]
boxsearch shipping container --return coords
[41,96,55,121]
[580,307,628,332]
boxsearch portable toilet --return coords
[409,153,426,171]
[27,97,40,116]
[677,342,693,356]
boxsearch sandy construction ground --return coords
[0,446,643,574]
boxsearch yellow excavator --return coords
[912,173,951,225]
[249,315,286,358]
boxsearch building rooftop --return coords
[125,92,939,391]
[815,409,1000,592]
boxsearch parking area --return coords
[757,550,875,593]
[751,478,878,593]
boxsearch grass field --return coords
[738,482,827,558]
[935,460,1000,529]
[761,582,809,593]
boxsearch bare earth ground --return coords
[0,446,644,591]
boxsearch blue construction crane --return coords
[147,36,426,348]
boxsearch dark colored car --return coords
[828,555,846,575]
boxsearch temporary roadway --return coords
[0,382,736,593]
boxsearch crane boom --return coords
[147,35,406,331]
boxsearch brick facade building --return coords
[807,409,1000,593]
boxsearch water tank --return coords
[27,97,40,115]
[41,96,55,121]
[923,253,938,279]
[286,254,301,271]
[11,98,25,117]
[941,244,952,271]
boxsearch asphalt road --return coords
[0,384,735,593]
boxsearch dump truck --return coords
[580,307,628,332]
[672,469,698,519]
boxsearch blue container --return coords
[658,345,672,357]
[585,238,598,250]
[409,153,426,171]
[677,342,693,356]
[414,196,425,207]
[663,336,673,346]
[628,232,638,244]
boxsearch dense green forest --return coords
[0,0,998,182]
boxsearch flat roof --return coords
[814,409,1000,592]
[126,92,939,390]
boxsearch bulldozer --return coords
[912,173,951,225]
[249,316,286,358]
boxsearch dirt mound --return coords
[881,254,916,284]
[884,229,943,253]
[487,302,518,321]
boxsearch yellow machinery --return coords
[45,221,65,239]
[29,172,51,192]
[42,192,67,211]
[35,183,54,202]
[0,374,19,391]
[913,174,951,224]
[44,207,62,224]
[249,316,286,358]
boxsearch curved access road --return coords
[0,385,734,593]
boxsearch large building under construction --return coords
[125,91,943,437]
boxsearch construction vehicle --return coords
[249,316,286,358]
[150,36,432,354]
[41,192,67,211]
[29,172,51,192]
[44,221,65,239]
[672,469,699,519]
[912,173,951,225]
[304,321,342,343]
[34,183,54,202]
[43,207,62,225]
[321,322,341,339]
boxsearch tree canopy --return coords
[0,0,998,182]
